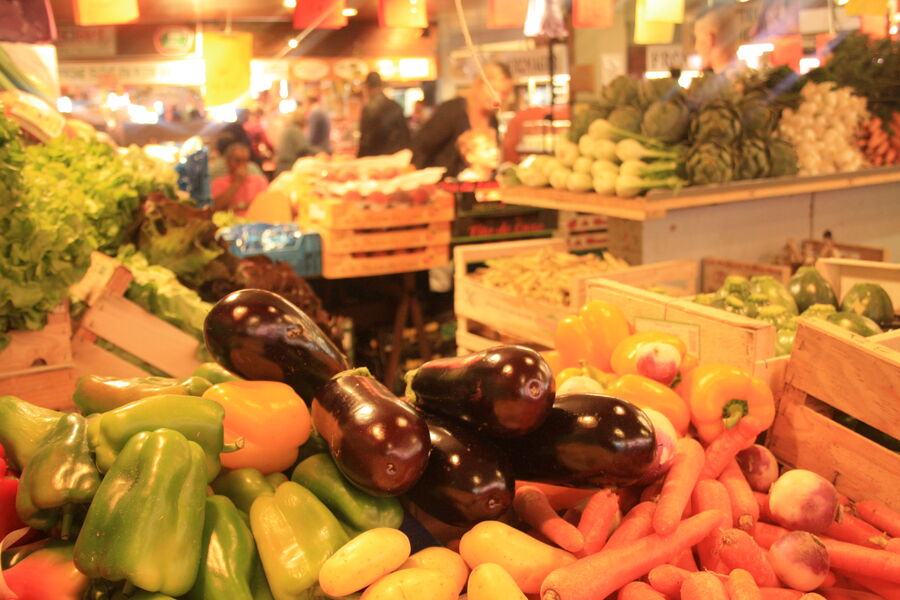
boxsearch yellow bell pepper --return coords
[203,381,311,474]
[540,350,564,377]
[554,316,592,370]
[579,301,631,372]
[556,362,618,389]
[606,374,690,435]
[686,363,775,443]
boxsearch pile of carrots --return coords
[458,412,900,600]
[856,114,900,166]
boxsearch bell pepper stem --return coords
[222,438,245,453]
[60,504,74,540]
[722,399,749,429]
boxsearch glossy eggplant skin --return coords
[203,289,350,403]
[312,374,431,497]
[409,345,555,438]
[503,393,656,488]
[406,414,514,527]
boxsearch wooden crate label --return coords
[634,317,701,356]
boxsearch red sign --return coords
[573,0,613,29]
[378,0,428,28]
[293,0,347,30]
[771,35,803,71]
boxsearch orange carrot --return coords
[887,538,900,554]
[839,571,900,600]
[759,589,803,600]
[540,510,726,600]
[640,478,665,503]
[648,564,692,597]
[822,570,838,588]
[671,548,699,571]
[821,537,900,583]
[577,488,618,555]
[653,438,705,536]
[719,459,759,531]
[818,588,885,600]
[699,416,765,480]
[753,492,775,523]
[562,506,581,526]
[514,485,585,554]
[799,595,827,600]
[681,572,728,600]
[855,500,900,538]
[751,521,790,550]
[826,506,889,548]
[693,479,732,571]
[715,528,780,587]
[515,481,598,512]
[605,501,656,551]
[618,581,668,600]
[727,568,763,600]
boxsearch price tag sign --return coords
[634,317,701,356]
[0,90,66,142]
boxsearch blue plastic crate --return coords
[217,223,322,278]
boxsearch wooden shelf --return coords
[500,166,900,221]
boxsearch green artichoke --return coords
[737,137,771,180]
[608,105,643,134]
[686,72,734,109]
[641,100,690,144]
[690,101,743,145]
[767,138,799,178]
[738,93,778,138]
[568,102,612,142]
[599,75,639,109]
[637,77,682,110]
[686,141,736,186]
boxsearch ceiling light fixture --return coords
[288,38,299,48]
[283,0,297,8]
[342,8,358,17]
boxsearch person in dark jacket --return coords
[358,72,411,157]
[410,61,513,177]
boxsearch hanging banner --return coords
[293,0,347,30]
[643,0,684,24]
[843,0,888,16]
[74,0,139,26]
[572,0,613,29]
[634,0,675,45]
[378,0,428,28]
[771,34,803,70]
[203,32,252,107]
[486,0,528,29]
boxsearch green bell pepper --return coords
[0,396,63,472]
[250,481,348,600]
[212,468,276,514]
[87,394,232,481]
[291,453,403,531]
[295,428,329,464]
[266,472,289,488]
[194,362,243,384]
[73,375,212,415]
[131,593,178,600]
[74,428,208,597]
[185,495,272,600]
[16,413,100,536]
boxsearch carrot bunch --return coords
[856,114,900,166]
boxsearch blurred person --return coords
[306,93,332,153]
[209,133,265,180]
[357,72,410,157]
[694,3,743,75]
[408,99,429,134]
[275,109,318,175]
[211,142,268,215]
[411,61,514,177]
[244,108,275,164]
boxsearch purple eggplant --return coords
[203,289,350,403]
[312,374,431,497]
[408,345,555,437]
[503,393,656,488]
[406,414,514,527]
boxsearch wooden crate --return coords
[322,244,449,279]
[803,239,888,263]
[303,191,454,230]
[0,300,71,372]
[0,365,77,411]
[320,222,451,253]
[767,320,900,510]
[816,257,900,318]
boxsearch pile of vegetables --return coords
[2,289,900,599]
[856,114,900,167]
[694,267,894,356]
[778,81,870,175]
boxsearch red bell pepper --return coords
[2,543,88,600]
[0,478,24,540]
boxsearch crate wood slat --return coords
[805,240,888,263]
[322,244,449,279]
[305,193,455,230]
[78,295,202,378]
[816,258,900,316]
[782,319,900,441]
[0,365,76,411]
[599,260,699,296]
[321,222,451,253]
[871,329,900,352]
[499,166,900,221]
[72,331,150,379]
[701,258,791,292]
[0,301,71,373]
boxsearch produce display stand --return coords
[767,319,900,511]
[0,301,75,411]
[499,166,900,265]
[70,253,203,380]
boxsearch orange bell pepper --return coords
[554,316,592,369]
[579,301,631,371]
[606,374,691,435]
[540,350,564,377]
[610,332,688,386]
[686,363,775,444]
[203,381,311,474]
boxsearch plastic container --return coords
[217,223,322,277]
